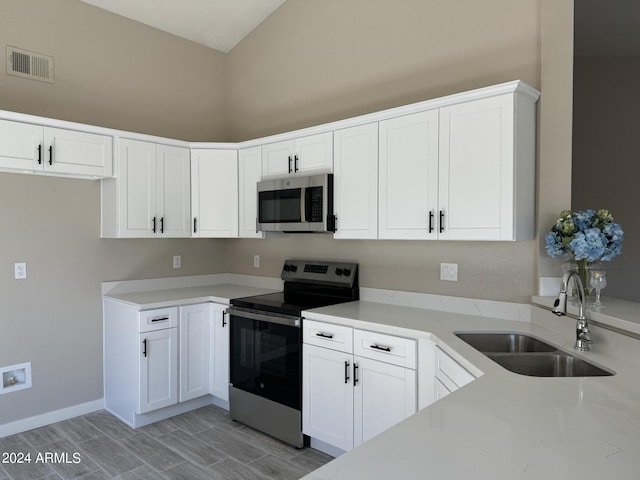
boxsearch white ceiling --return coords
[79,0,286,53]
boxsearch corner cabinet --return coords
[0,118,113,178]
[191,149,239,238]
[333,123,379,239]
[262,132,333,179]
[378,87,537,241]
[101,139,191,238]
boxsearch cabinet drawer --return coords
[354,330,416,369]
[303,319,353,354]
[139,307,178,332]
[435,346,474,391]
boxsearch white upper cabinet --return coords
[101,139,190,238]
[262,132,333,179]
[438,94,533,240]
[333,123,379,239]
[379,110,439,240]
[238,146,263,238]
[378,87,537,241]
[0,119,44,171]
[157,145,191,237]
[191,149,239,238]
[0,119,112,178]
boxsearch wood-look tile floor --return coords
[0,406,332,480]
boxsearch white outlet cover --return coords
[172,256,181,269]
[253,255,260,268]
[14,262,27,280]
[440,263,458,282]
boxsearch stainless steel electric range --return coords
[226,259,359,447]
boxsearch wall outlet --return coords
[172,255,181,269]
[14,262,27,280]
[440,263,458,282]
[253,255,260,268]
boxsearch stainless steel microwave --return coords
[256,174,335,233]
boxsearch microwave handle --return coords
[300,187,306,222]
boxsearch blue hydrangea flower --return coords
[545,209,624,262]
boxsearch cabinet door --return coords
[303,344,354,451]
[157,145,190,237]
[139,328,178,414]
[191,149,239,238]
[179,304,211,402]
[438,94,514,240]
[333,123,378,239]
[379,110,439,239]
[117,139,156,238]
[262,140,294,178]
[44,127,113,178]
[353,357,416,447]
[0,119,43,171]
[434,377,451,401]
[211,304,230,402]
[294,132,333,175]
[238,146,264,238]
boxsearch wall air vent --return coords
[6,46,54,83]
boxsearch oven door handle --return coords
[225,307,301,328]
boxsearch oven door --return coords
[227,308,302,411]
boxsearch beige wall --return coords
[226,0,542,303]
[0,0,228,141]
[227,0,541,142]
[0,1,228,425]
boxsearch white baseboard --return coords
[0,398,104,438]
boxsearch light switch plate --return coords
[172,256,181,269]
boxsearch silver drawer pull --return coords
[370,344,391,352]
[151,316,169,322]
[316,332,334,339]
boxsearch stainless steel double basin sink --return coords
[455,332,614,377]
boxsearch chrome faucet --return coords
[552,270,593,351]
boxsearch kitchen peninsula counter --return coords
[302,300,640,480]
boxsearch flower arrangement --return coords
[545,209,624,293]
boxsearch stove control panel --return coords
[281,259,358,287]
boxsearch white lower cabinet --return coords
[303,320,417,452]
[303,344,354,451]
[140,326,178,413]
[210,303,230,402]
[104,299,230,428]
[353,357,416,446]
[179,304,211,402]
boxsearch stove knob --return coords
[283,264,291,272]
[343,268,352,277]
[335,268,344,276]
[290,264,298,272]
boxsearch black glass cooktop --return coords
[231,291,353,317]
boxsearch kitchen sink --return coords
[455,332,557,353]
[455,332,615,377]
[487,353,614,377]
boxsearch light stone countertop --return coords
[301,300,640,480]
[103,283,278,309]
